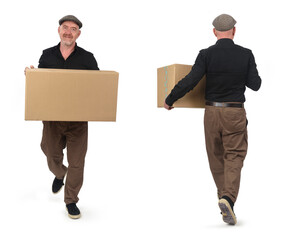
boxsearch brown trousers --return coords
[204,106,248,203]
[41,121,88,204]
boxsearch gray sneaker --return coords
[218,198,237,225]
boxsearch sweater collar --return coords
[216,38,234,46]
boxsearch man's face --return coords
[58,21,81,47]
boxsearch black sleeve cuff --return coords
[165,95,175,107]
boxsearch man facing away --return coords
[164,14,261,225]
[25,15,99,219]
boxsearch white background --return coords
[1,0,284,239]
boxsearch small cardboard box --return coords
[25,69,119,121]
[157,64,206,108]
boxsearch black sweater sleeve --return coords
[246,51,261,91]
[165,50,206,106]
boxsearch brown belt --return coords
[206,101,244,108]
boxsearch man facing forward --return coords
[26,15,99,219]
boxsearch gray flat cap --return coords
[212,14,236,31]
[59,15,82,29]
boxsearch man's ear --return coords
[77,30,81,39]
[213,28,217,37]
[232,27,236,36]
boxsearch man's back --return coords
[165,38,261,106]
[203,38,261,102]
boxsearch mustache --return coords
[63,34,73,38]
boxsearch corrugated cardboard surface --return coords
[25,69,119,121]
[157,64,206,108]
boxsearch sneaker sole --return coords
[66,208,81,219]
[218,199,237,225]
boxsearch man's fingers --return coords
[24,65,35,75]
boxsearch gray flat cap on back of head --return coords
[59,15,82,29]
[212,14,236,31]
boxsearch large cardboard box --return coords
[25,69,119,121]
[157,64,206,108]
